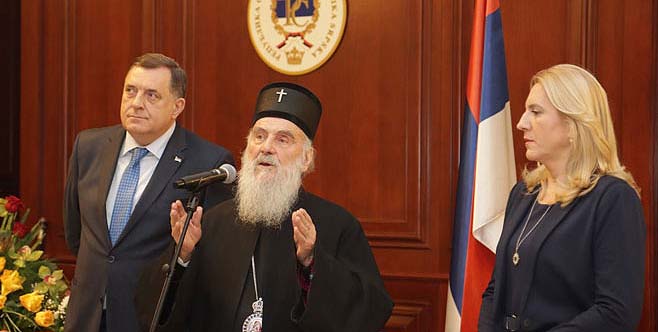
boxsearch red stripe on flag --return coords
[465,0,487,124]
[485,0,500,16]
[461,231,496,331]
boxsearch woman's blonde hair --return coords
[521,64,639,204]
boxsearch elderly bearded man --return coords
[139,82,393,332]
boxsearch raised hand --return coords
[292,208,316,267]
[170,200,203,262]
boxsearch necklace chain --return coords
[243,255,263,332]
[513,198,552,266]
[251,255,259,300]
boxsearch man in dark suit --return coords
[63,53,234,332]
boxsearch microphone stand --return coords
[149,187,203,332]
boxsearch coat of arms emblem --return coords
[248,0,347,75]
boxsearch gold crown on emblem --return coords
[285,47,304,65]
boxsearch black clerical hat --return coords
[252,82,322,140]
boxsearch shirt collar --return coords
[121,122,177,160]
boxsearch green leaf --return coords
[13,259,25,268]
[34,283,48,294]
[7,247,18,259]
[55,280,68,293]
[27,250,43,261]
[38,265,52,278]
[18,208,30,224]
[52,270,64,280]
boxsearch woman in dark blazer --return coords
[478,64,645,332]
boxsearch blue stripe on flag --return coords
[448,106,478,312]
[480,8,509,122]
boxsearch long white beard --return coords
[236,152,304,228]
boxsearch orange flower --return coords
[0,257,5,272]
[19,291,44,312]
[35,310,55,327]
[0,294,6,309]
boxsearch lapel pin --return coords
[174,156,182,163]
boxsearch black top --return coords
[479,176,646,331]
[504,202,553,315]
[142,191,393,332]
[233,231,261,332]
[233,225,296,332]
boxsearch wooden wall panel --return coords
[0,0,20,196]
[69,1,149,131]
[21,0,67,261]
[384,275,448,331]
[654,12,658,329]
[593,1,656,330]
[20,0,657,330]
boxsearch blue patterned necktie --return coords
[109,147,149,245]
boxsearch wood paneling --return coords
[0,0,20,196]
[21,0,67,261]
[386,303,433,332]
[591,1,657,330]
[20,0,657,330]
[654,1,658,329]
[384,274,448,331]
[648,0,658,328]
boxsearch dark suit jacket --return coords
[63,124,234,332]
[479,176,645,332]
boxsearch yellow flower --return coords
[35,310,55,327]
[0,257,5,272]
[0,269,24,296]
[0,294,6,309]
[0,197,7,217]
[19,291,44,312]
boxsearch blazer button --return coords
[107,255,115,263]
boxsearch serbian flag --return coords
[445,0,516,331]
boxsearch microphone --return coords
[174,164,237,190]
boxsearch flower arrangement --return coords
[0,196,69,332]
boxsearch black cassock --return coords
[138,190,393,332]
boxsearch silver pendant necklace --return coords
[242,255,263,332]
[512,198,552,266]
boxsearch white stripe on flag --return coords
[445,284,462,332]
[472,101,516,253]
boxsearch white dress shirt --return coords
[105,123,176,229]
